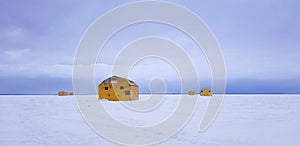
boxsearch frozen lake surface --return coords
[0,94,300,146]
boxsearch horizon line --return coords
[1,93,300,95]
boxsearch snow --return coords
[0,94,300,146]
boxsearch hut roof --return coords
[99,75,138,87]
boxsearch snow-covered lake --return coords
[0,94,299,146]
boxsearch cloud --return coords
[0,76,72,94]
[3,48,31,61]
[223,42,300,80]
[0,0,299,94]
[3,26,24,39]
[0,64,72,78]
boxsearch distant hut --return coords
[68,92,74,96]
[98,75,139,101]
[200,88,212,96]
[188,90,195,95]
[58,91,68,96]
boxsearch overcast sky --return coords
[0,0,299,94]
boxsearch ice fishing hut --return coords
[200,88,212,96]
[188,90,195,95]
[98,75,139,101]
[58,91,68,96]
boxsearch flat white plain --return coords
[0,94,299,146]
